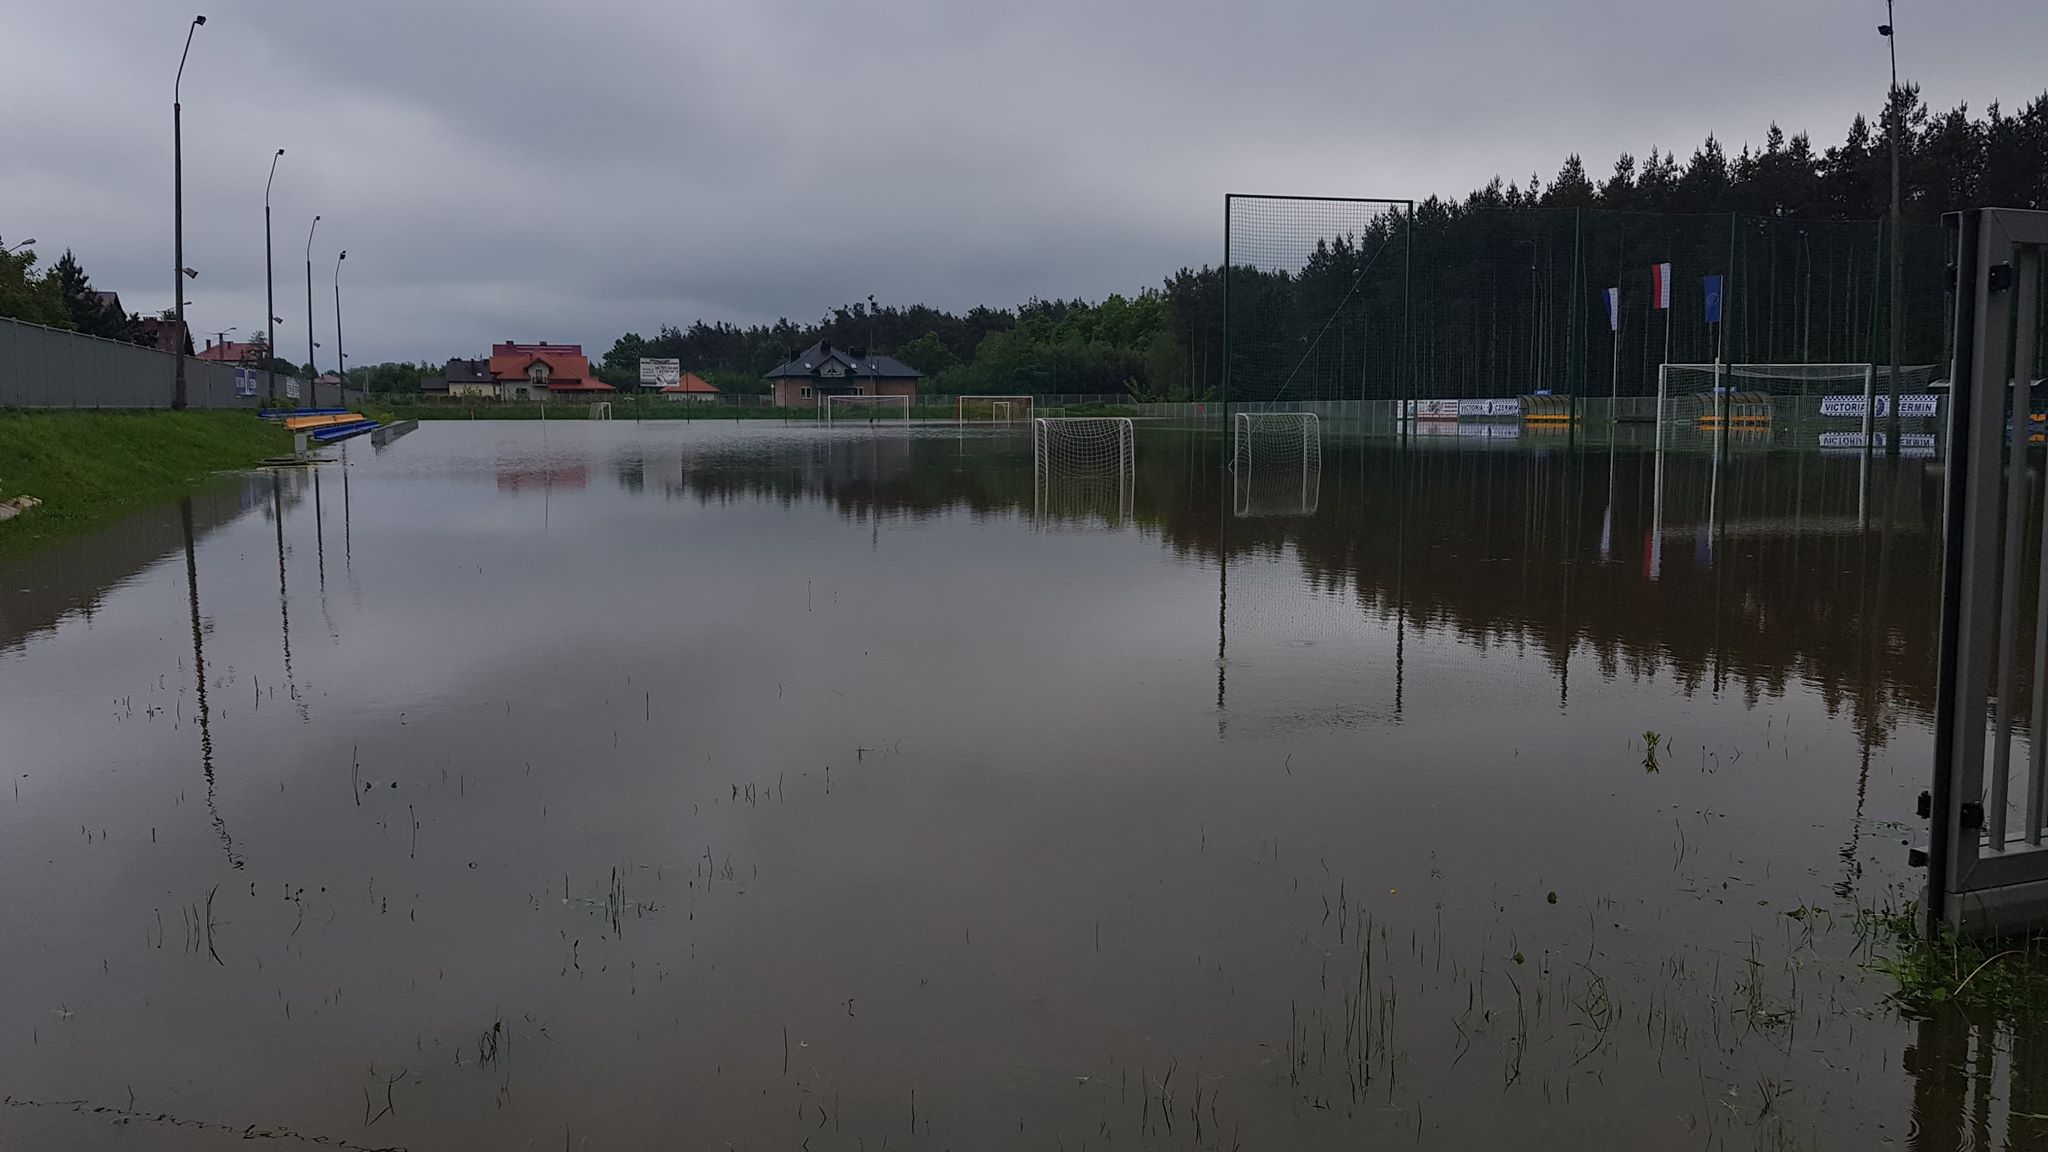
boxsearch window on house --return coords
[800,386,812,399]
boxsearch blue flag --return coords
[1703,275,1724,324]
[1603,287,1620,332]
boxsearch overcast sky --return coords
[5,0,2042,365]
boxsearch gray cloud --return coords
[4,0,2040,363]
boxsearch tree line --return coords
[595,87,2044,402]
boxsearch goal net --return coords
[823,394,911,425]
[1033,417,1135,527]
[1656,363,1942,428]
[1231,412,1321,517]
[956,395,1035,424]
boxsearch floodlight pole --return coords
[173,15,205,410]
[265,148,283,404]
[304,214,320,391]
[1882,4,1904,454]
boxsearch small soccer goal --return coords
[1655,363,1942,429]
[1033,417,1135,527]
[823,394,911,425]
[956,395,1035,424]
[1231,412,1321,518]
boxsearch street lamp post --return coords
[333,251,347,398]
[304,214,321,399]
[1880,4,1903,453]
[2,238,36,255]
[265,148,283,404]
[173,14,205,410]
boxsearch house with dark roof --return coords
[763,341,920,409]
[429,357,493,397]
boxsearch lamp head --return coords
[1877,23,1892,35]
[194,15,206,26]
[338,250,347,261]
[275,148,285,157]
[182,267,198,278]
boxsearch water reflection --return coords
[4,423,2038,1151]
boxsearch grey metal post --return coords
[172,15,204,410]
[333,250,346,399]
[1934,211,2015,930]
[1882,3,1904,454]
[265,148,282,404]
[2016,250,2044,846]
[1990,252,2036,850]
[304,215,320,392]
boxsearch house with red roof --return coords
[487,342,613,400]
[659,371,720,403]
[197,338,266,364]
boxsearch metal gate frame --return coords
[1926,207,2048,937]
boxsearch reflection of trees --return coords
[657,431,1941,729]
[0,473,290,655]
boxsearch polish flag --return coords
[1651,262,1672,310]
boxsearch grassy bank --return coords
[0,411,291,551]
[376,399,1143,422]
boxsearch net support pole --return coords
[1861,364,1876,445]
[1651,363,1667,583]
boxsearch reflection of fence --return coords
[0,316,335,409]
[1926,207,2048,938]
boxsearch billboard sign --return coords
[639,357,680,389]
[1818,394,1940,418]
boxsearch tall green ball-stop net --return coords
[1223,195,1414,409]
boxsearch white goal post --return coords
[1653,362,1941,430]
[1033,417,1135,526]
[1231,412,1321,517]
[956,395,1036,424]
[823,394,911,424]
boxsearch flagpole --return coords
[1660,266,1672,433]
[1609,288,1621,427]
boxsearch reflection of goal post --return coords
[957,395,1035,424]
[1033,417,1135,526]
[1232,412,1321,517]
[1654,363,1940,430]
[823,395,911,425]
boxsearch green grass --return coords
[0,410,291,552]
[1858,902,2048,1019]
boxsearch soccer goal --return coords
[1033,417,1135,526]
[823,394,911,425]
[1655,363,1941,430]
[1231,412,1321,517]
[956,395,1035,424]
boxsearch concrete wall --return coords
[0,316,341,409]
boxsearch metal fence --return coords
[1925,207,2048,938]
[0,316,340,410]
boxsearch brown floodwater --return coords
[0,419,2037,1150]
